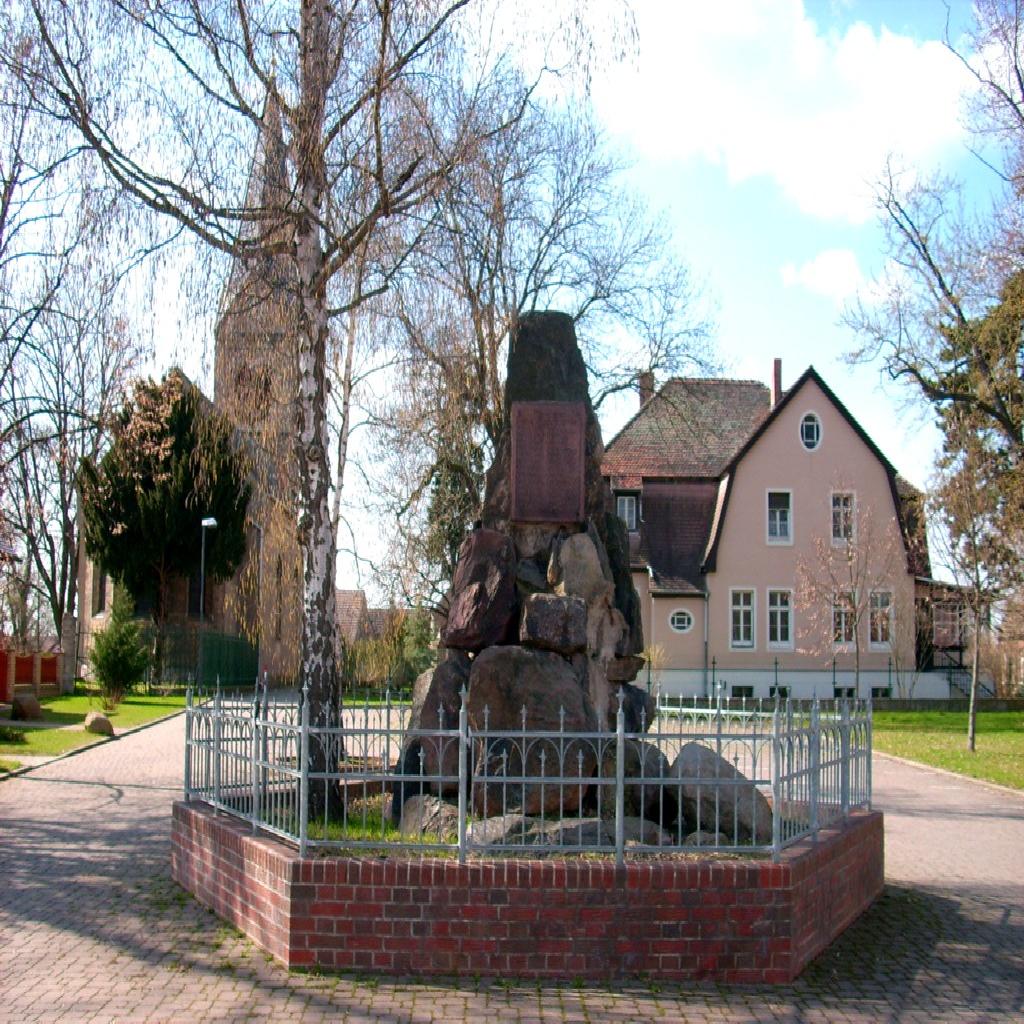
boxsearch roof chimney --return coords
[771,358,782,409]
[638,370,655,408]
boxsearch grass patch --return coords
[0,757,20,772]
[873,710,1024,789]
[0,689,186,758]
[40,688,187,728]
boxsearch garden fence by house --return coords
[183,685,871,865]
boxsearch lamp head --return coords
[201,516,218,529]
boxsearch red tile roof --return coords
[604,378,770,480]
[335,589,368,643]
[635,481,719,594]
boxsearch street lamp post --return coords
[198,516,217,685]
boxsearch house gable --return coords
[702,367,913,574]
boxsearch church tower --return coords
[213,91,302,682]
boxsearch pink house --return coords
[603,362,957,700]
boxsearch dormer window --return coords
[800,412,821,451]
[616,493,638,531]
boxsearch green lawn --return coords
[872,710,1024,790]
[0,758,20,773]
[0,690,186,759]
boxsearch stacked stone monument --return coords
[392,312,770,847]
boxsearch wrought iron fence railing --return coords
[184,685,871,864]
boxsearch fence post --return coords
[809,696,820,839]
[866,696,873,809]
[840,699,850,818]
[615,688,625,869]
[771,701,781,861]
[212,678,222,811]
[250,685,261,833]
[184,684,193,801]
[458,686,468,865]
[299,686,310,858]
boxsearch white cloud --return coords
[781,248,864,303]
[592,0,975,223]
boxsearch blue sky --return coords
[590,0,988,488]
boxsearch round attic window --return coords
[800,412,821,451]
[669,609,694,633]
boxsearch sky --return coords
[589,0,985,486]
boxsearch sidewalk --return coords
[1,717,1022,1022]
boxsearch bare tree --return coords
[366,89,714,605]
[847,1,1024,498]
[796,492,910,695]
[929,412,1020,749]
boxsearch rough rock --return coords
[388,652,470,823]
[616,681,656,733]
[84,710,114,736]
[669,742,773,844]
[398,795,460,840]
[601,511,645,656]
[607,655,646,685]
[10,694,42,721]
[388,738,427,827]
[441,528,518,651]
[467,646,598,816]
[549,532,612,605]
[468,813,670,849]
[510,524,561,563]
[515,556,549,595]
[519,593,586,655]
[683,830,730,848]
[596,740,675,826]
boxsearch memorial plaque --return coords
[510,401,586,523]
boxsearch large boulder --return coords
[615,681,655,733]
[467,646,598,816]
[389,652,470,823]
[468,813,670,849]
[441,529,518,651]
[669,742,773,845]
[597,739,675,826]
[10,694,42,721]
[519,593,586,655]
[84,710,114,736]
[398,795,460,840]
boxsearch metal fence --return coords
[184,685,871,865]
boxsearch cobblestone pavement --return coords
[1,716,1023,1023]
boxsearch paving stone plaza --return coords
[1,714,1022,1023]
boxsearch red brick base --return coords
[171,802,883,983]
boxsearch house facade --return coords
[604,362,955,700]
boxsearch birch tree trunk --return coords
[294,0,341,736]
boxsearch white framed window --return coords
[831,491,855,543]
[767,589,793,649]
[730,589,755,649]
[669,608,694,634]
[870,591,892,648]
[933,603,963,647]
[800,412,821,451]
[616,494,638,531]
[766,490,792,544]
[832,593,856,645]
